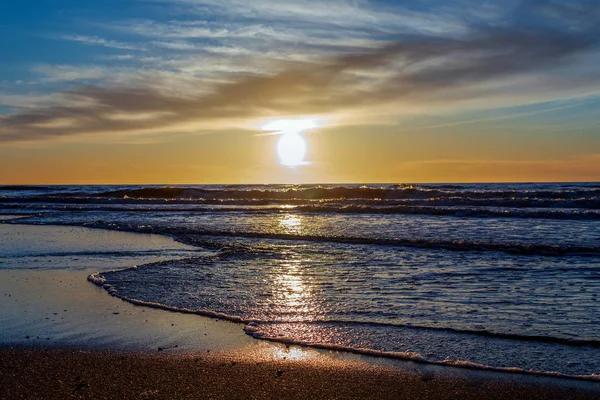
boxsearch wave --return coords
[2,202,600,220]
[88,269,600,381]
[4,218,598,256]
[0,204,600,221]
[83,223,598,257]
[3,187,600,211]
[295,205,600,219]
[89,268,600,347]
[205,233,600,256]
[88,270,246,322]
[93,185,442,200]
[6,197,600,210]
[246,320,600,348]
[4,184,598,202]
[244,325,600,382]
[83,185,600,202]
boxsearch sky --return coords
[0,0,599,184]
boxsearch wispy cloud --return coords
[164,0,466,35]
[2,0,600,143]
[101,54,136,61]
[59,35,144,51]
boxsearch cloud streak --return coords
[2,0,600,142]
[59,35,145,51]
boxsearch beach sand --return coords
[1,223,599,399]
[2,347,600,400]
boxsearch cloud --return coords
[162,0,465,35]
[113,19,388,56]
[59,35,144,51]
[2,0,600,143]
[106,0,467,61]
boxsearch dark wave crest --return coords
[181,231,600,257]
[2,183,599,212]
[88,185,600,202]
[295,204,600,219]
[95,185,440,200]
[70,221,600,256]
[2,202,599,220]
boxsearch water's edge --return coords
[83,244,600,383]
[4,217,600,382]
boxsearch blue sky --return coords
[0,0,599,183]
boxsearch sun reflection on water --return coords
[273,259,310,310]
[278,214,303,235]
[270,213,320,320]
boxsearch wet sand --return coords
[2,347,600,400]
[0,224,258,354]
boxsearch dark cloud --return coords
[2,0,599,142]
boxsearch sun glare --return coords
[277,133,307,166]
[262,118,319,134]
[262,118,320,167]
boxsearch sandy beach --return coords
[3,0,600,394]
[1,223,599,399]
[2,346,600,400]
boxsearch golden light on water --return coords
[271,213,316,318]
[273,259,310,311]
[278,214,303,235]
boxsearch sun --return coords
[262,118,320,167]
[277,133,307,166]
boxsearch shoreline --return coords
[90,266,600,383]
[1,221,600,398]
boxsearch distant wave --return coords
[295,204,600,219]
[37,186,448,201]
[2,183,599,210]
[3,184,598,200]
[82,185,600,202]
[68,221,600,256]
[2,202,599,220]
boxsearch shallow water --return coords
[1,183,599,378]
[0,224,257,353]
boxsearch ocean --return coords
[1,183,599,379]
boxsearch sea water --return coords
[1,183,599,378]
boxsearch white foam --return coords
[243,324,600,382]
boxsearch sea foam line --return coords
[243,323,600,382]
